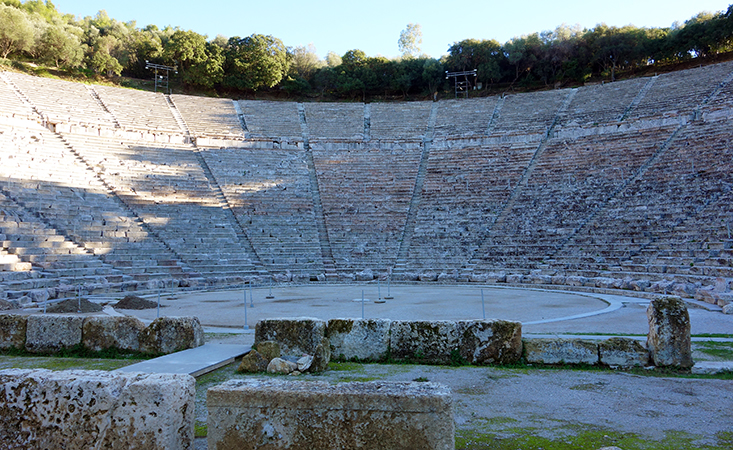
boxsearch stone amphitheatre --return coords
[0,62,732,449]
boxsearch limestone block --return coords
[469,273,488,283]
[28,289,49,304]
[237,350,269,373]
[598,338,649,367]
[255,341,281,362]
[355,268,374,281]
[524,339,599,365]
[390,320,460,364]
[327,318,391,362]
[419,271,438,281]
[486,272,507,283]
[506,274,524,284]
[139,316,204,355]
[716,293,732,307]
[309,337,331,372]
[458,320,522,365]
[647,297,692,368]
[0,369,194,449]
[207,379,454,450]
[255,318,327,356]
[82,316,145,352]
[566,276,588,287]
[0,314,26,350]
[267,357,298,374]
[25,314,83,353]
[723,303,733,315]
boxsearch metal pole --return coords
[481,289,486,320]
[385,275,393,299]
[243,286,249,330]
[361,290,365,319]
[249,281,254,307]
[77,285,81,313]
[157,288,161,318]
[378,279,381,302]
[267,278,274,299]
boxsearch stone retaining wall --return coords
[0,314,203,355]
[0,369,195,450]
[257,301,690,369]
[207,379,454,450]
[256,318,523,366]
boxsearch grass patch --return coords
[698,341,733,359]
[194,421,208,438]
[456,423,732,449]
[0,344,158,360]
[0,355,143,371]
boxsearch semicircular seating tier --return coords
[0,62,731,303]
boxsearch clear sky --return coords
[54,0,732,59]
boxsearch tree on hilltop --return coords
[398,23,422,59]
[223,34,289,91]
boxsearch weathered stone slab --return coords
[524,338,599,365]
[25,314,83,353]
[0,369,195,450]
[82,316,146,352]
[390,320,461,364]
[458,320,523,365]
[255,341,281,361]
[237,350,269,373]
[691,361,733,375]
[254,318,327,356]
[139,316,204,355]
[207,379,454,450]
[599,338,649,367]
[647,297,692,368]
[327,318,391,362]
[0,314,26,350]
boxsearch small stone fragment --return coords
[267,357,298,374]
[297,355,313,372]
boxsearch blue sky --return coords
[54,0,732,59]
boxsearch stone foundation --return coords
[0,369,195,449]
[647,296,692,368]
[0,314,203,355]
[207,379,454,450]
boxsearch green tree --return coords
[184,41,224,88]
[0,4,34,58]
[421,58,444,94]
[38,21,84,68]
[289,43,323,80]
[164,29,207,74]
[223,34,289,91]
[325,51,341,67]
[88,34,123,76]
[398,23,422,58]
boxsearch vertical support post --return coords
[157,288,161,318]
[267,278,274,299]
[361,290,365,319]
[244,286,249,330]
[384,275,393,299]
[481,289,486,320]
[378,279,381,302]
[249,281,254,308]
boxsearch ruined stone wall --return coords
[0,369,195,450]
[207,379,454,450]
[0,314,203,355]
